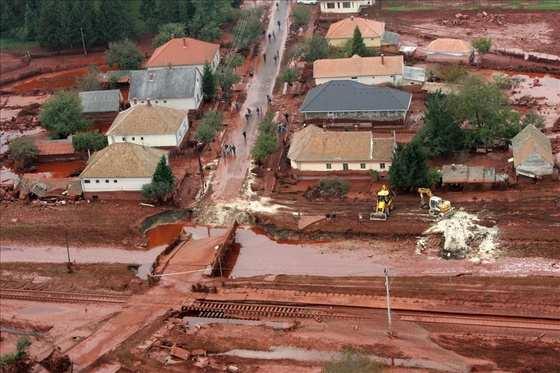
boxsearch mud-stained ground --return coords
[0,201,167,248]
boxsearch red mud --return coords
[33,160,86,178]
[146,223,185,249]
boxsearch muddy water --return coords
[0,245,165,279]
[146,223,184,249]
[33,160,86,178]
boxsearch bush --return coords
[389,142,431,192]
[106,39,143,70]
[232,8,263,50]
[252,114,277,163]
[39,91,88,138]
[493,74,521,90]
[472,37,492,53]
[281,68,298,85]
[77,65,101,91]
[195,111,223,143]
[216,66,241,99]
[324,348,382,373]
[72,132,108,152]
[9,137,38,170]
[318,179,349,198]
[292,5,310,28]
[434,65,468,83]
[0,337,31,370]
[224,53,244,68]
[202,63,216,101]
[142,156,174,203]
[522,111,545,129]
[152,23,186,47]
[303,35,329,62]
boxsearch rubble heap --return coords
[420,211,499,262]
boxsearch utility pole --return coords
[65,230,73,273]
[80,27,87,56]
[384,267,392,337]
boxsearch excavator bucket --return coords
[369,212,388,221]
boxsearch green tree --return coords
[324,348,382,373]
[292,5,311,28]
[472,37,492,53]
[195,122,216,143]
[0,337,31,370]
[189,0,232,41]
[521,111,545,129]
[252,114,277,163]
[39,91,88,138]
[8,137,38,170]
[389,142,432,192]
[68,0,98,49]
[23,0,41,40]
[232,8,263,50]
[216,66,240,99]
[152,22,186,47]
[416,91,465,157]
[72,132,108,152]
[142,156,174,203]
[106,39,144,70]
[202,63,216,101]
[140,0,158,32]
[448,76,520,147]
[350,26,368,57]
[77,65,101,91]
[303,34,329,62]
[195,111,223,142]
[281,68,298,85]
[98,0,134,44]
[37,0,68,50]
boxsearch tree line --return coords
[1,0,239,50]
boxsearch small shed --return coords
[442,164,508,186]
[35,138,78,162]
[79,89,122,123]
[511,125,554,178]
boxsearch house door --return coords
[343,163,349,171]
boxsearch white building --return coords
[320,0,374,14]
[106,103,188,148]
[129,67,202,111]
[313,55,404,85]
[80,143,168,198]
[287,125,395,172]
[145,37,220,74]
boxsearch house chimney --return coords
[182,38,186,48]
[381,53,385,64]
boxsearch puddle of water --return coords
[217,346,459,372]
[230,228,386,278]
[146,223,184,249]
[140,209,190,233]
[0,245,166,280]
[33,160,86,178]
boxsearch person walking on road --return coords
[242,130,247,143]
[273,55,278,64]
[277,20,281,29]
[232,144,237,156]
[267,95,272,105]
[268,33,271,41]
[256,107,260,117]
[263,53,266,63]
[272,31,276,39]
[245,113,250,123]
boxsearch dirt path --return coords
[210,1,291,203]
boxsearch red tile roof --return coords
[35,140,75,156]
[145,38,220,68]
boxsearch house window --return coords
[343,163,349,170]
[122,137,126,141]
[155,100,159,104]
[95,180,100,183]
[342,1,351,8]
[140,137,144,140]
[380,163,386,169]
[326,163,332,169]
[351,76,358,79]
[163,100,167,103]
[360,163,366,169]
[105,179,109,183]
[132,137,135,141]
[84,180,91,184]
[326,2,335,8]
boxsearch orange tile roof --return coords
[145,37,219,68]
[35,140,75,156]
[314,55,403,78]
[427,38,472,54]
[326,17,385,40]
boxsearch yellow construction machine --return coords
[370,185,395,221]
[417,188,454,218]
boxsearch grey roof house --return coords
[511,124,554,178]
[129,67,202,111]
[300,80,412,122]
[79,89,121,114]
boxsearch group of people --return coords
[222,143,237,158]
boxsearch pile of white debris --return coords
[417,210,500,262]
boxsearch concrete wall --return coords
[315,74,403,86]
[303,110,407,121]
[328,37,380,48]
[426,52,472,64]
[108,118,189,148]
[81,177,151,192]
[290,159,390,172]
[320,0,373,13]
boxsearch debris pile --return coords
[420,211,499,262]
[440,11,505,27]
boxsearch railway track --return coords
[184,299,560,331]
[0,288,130,304]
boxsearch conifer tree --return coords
[202,63,216,101]
[350,26,368,57]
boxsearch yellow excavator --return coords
[370,185,395,221]
[417,188,454,218]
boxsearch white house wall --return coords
[81,177,151,192]
[130,97,199,111]
[315,74,403,86]
[291,160,390,172]
[320,0,373,13]
[107,119,189,148]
